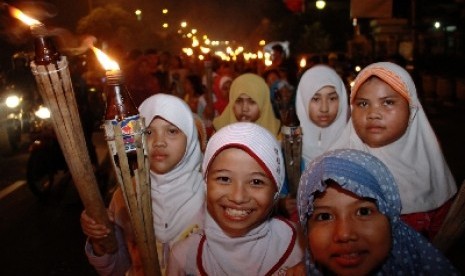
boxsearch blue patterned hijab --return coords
[297,149,458,275]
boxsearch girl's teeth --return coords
[226,208,250,217]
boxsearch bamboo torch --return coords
[8,5,117,252]
[92,47,160,276]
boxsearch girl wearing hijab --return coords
[297,149,458,275]
[167,122,303,275]
[81,94,205,275]
[296,64,349,165]
[213,73,281,138]
[330,62,456,240]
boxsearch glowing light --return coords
[316,0,326,10]
[9,5,42,26]
[182,48,194,56]
[259,40,266,46]
[162,9,168,14]
[35,106,51,119]
[200,47,211,54]
[92,47,120,71]
[434,21,441,29]
[162,23,168,28]
[180,21,187,28]
[5,95,21,108]
[300,57,306,68]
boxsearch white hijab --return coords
[331,62,456,214]
[199,122,302,275]
[296,65,349,164]
[139,94,205,243]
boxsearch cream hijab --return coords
[139,94,205,243]
[331,62,456,214]
[296,65,349,164]
[213,73,281,137]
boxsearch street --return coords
[0,98,464,275]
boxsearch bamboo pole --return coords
[112,119,160,276]
[30,57,117,252]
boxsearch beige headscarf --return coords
[331,62,456,214]
[213,73,281,137]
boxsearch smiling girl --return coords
[167,122,303,275]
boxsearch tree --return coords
[76,4,156,53]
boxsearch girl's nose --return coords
[320,99,329,113]
[367,106,382,120]
[151,133,166,148]
[333,218,358,243]
[229,183,249,204]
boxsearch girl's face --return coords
[206,147,277,237]
[146,117,187,174]
[352,77,410,148]
[307,185,391,276]
[233,93,261,122]
[308,86,339,128]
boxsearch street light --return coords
[316,0,326,10]
[135,9,142,21]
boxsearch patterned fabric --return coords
[330,62,456,214]
[297,149,458,275]
[296,65,349,164]
[212,73,281,137]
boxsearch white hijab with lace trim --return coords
[296,65,349,164]
[139,94,205,243]
[330,62,456,214]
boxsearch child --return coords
[213,75,233,115]
[213,73,281,138]
[167,122,304,275]
[278,65,349,222]
[297,148,458,275]
[81,94,205,275]
[331,62,456,240]
[296,64,349,164]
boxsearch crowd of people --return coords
[78,44,461,275]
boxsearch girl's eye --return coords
[355,100,368,107]
[383,99,395,106]
[145,129,152,135]
[357,207,373,216]
[167,127,180,135]
[250,178,265,186]
[313,212,332,221]
[215,176,231,184]
[330,96,339,101]
[247,98,257,105]
[311,97,320,102]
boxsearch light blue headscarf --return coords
[297,149,458,275]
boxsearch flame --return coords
[92,47,120,71]
[9,5,42,26]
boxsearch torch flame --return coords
[9,5,42,26]
[92,47,120,71]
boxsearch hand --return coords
[80,210,114,256]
